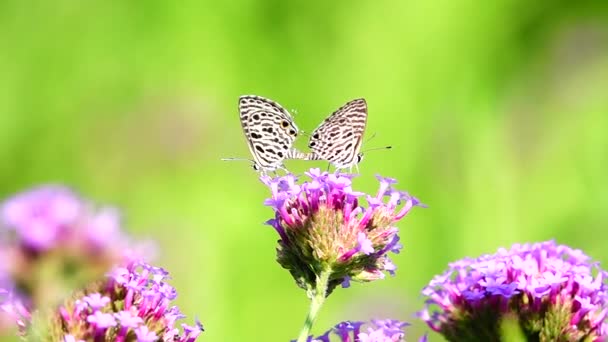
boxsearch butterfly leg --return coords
[355,162,360,174]
[326,162,331,172]
[279,165,290,175]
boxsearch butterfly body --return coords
[305,98,368,171]
[234,95,306,173]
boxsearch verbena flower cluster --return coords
[0,278,30,336]
[420,240,608,341]
[49,260,203,341]
[1,184,149,260]
[262,169,422,293]
[297,319,417,342]
[0,185,153,323]
[3,169,605,342]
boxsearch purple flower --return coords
[419,240,608,341]
[359,319,409,341]
[0,185,154,320]
[181,319,205,342]
[297,319,426,342]
[82,207,123,250]
[357,233,375,255]
[114,309,143,328]
[263,169,422,293]
[134,326,157,342]
[48,260,203,342]
[0,185,150,257]
[1,186,80,251]
[334,321,364,340]
[82,293,110,311]
[0,283,30,336]
[63,335,84,342]
[86,311,116,329]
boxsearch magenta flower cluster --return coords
[0,280,29,335]
[262,169,422,292]
[0,185,146,256]
[420,240,608,341]
[0,185,154,335]
[0,185,203,340]
[56,260,202,342]
[297,319,416,342]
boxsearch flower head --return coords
[1,186,81,251]
[262,169,422,293]
[420,240,608,341]
[48,260,203,341]
[296,319,422,342]
[0,283,30,336]
[0,185,149,256]
[0,185,154,315]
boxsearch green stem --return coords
[296,269,332,342]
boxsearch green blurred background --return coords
[1,1,607,341]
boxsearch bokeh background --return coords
[1,1,607,341]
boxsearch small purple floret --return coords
[357,233,375,255]
[134,325,158,342]
[0,282,30,335]
[82,293,110,311]
[115,309,143,328]
[86,311,116,329]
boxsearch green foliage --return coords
[0,1,607,340]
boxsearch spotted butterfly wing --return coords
[307,98,368,170]
[237,95,305,173]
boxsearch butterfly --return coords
[222,95,306,174]
[305,98,376,172]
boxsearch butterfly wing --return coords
[308,98,368,169]
[238,95,300,172]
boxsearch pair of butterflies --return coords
[225,95,386,174]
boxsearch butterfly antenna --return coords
[221,157,255,162]
[363,132,378,144]
[360,145,392,153]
